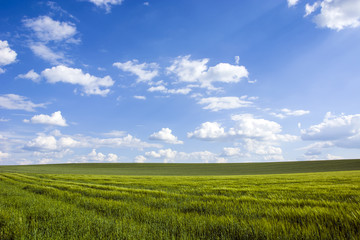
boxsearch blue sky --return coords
[1,0,360,164]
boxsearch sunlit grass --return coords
[0,170,359,239]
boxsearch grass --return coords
[1,159,360,175]
[0,163,360,239]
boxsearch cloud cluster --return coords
[189,114,297,142]
[149,128,183,144]
[23,16,77,42]
[291,0,360,30]
[24,111,67,127]
[0,94,46,112]
[302,112,360,148]
[25,131,161,153]
[23,16,78,64]
[42,65,114,96]
[299,112,360,158]
[167,55,248,90]
[137,148,226,163]
[0,40,17,73]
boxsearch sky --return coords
[1,0,360,165]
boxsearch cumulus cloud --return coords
[149,128,183,144]
[222,147,242,157]
[0,94,46,112]
[230,114,298,142]
[41,65,114,96]
[198,96,252,111]
[24,111,67,127]
[87,149,119,162]
[24,131,159,153]
[189,114,297,142]
[301,112,360,141]
[17,69,41,82]
[142,148,226,163]
[314,0,360,30]
[0,40,17,72]
[87,0,124,12]
[113,59,159,83]
[297,0,360,30]
[147,85,191,95]
[244,139,283,160]
[26,135,58,151]
[167,55,248,90]
[134,155,146,163]
[271,108,310,119]
[23,16,77,42]
[188,122,227,140]
[288,0,300,7]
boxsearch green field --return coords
[0,160,360,239]
[1,159,360,175]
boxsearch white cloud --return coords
[167,55,248,90]
[25,111,67,127]
[134,95,146,100]
[23,16,77,42]
[244,139,283,156]
[301,0,360,30]
[271,108,310,119]
[288,0,300,7]
[301,141,334,156]
[149,128,183,144]
[167,55,209,83]
[230,114,298,142]
[325,153,343,160]
[198,96,252,111]
[189,114,297,142]
[134,155,146,163]
[0,151,9,160]
[188,122,227,140]
[0,40,17,71]
[87,0,124,12]
[17,69,41,82]
[29,43,67,65]
[0,94,46,112]
[144,148,226,163]
[147,85,191,95]
[305,2,320,16]
[58,137,81,148]
[222,147,242,157]
[301,112,360,141]
[87,149,118,162]
[26,135,58,151]
[93,134,162,150]
[41,65,114,96]
[113,60,159,83]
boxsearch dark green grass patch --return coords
[1,159,360,175]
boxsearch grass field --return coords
[1,159,360,175]
[0,160,359,239]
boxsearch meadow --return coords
[0,160,359,239]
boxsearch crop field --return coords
[0,163,359,239]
